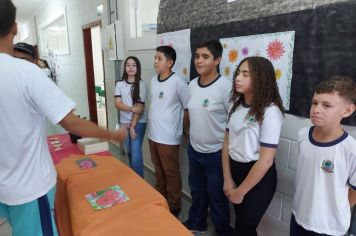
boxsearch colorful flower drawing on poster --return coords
[157,29,191,82]
[275,69,282,80]
[266,39,285,60]
[220,31,295,110]
[183,67,188,76]
[224,66,231,77]
[242,47,249,56]
[228,49,238,63]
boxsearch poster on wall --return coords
[220,31,295,110]
[106,23,117,60]
[157,29,191,82]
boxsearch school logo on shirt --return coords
[159,91,164,99]
[245,116,257,127]
[321,160,334,174]
[202,99,209,108]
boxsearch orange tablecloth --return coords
[55,155,192,236]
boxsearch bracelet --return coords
[130,124,136,128]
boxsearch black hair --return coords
[0,0,16,38]
[196,39,223,60]
[14,42,36,59]
[41,59,50,69]
[156,45,176,67]
[40,59,53,77]
[121,56,142,104]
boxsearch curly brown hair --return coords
[315,76,356,104]
[228,56,285,123]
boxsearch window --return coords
[39,8,70,55]
[129,0,159,38]
[125,0,160,50]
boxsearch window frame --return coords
[124,0,159,50]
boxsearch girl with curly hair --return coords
[222,56,285,236]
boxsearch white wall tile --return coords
[280,114,311,141]
[276,165,296,198]
[275,138,291,168]
[288,141,298,171]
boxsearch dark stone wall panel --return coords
[157,0,351,34]
[158,1,356,125]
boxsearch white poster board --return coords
[157,29,191,82]
[106,24,117,61]
[220,31,295,110]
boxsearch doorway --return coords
[82,21,107,128]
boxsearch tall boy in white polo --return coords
[148,46,189,215]
[188,75,231,153]
[148,72,188,144]
[184,39,233,236]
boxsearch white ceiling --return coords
[12,0,47,24]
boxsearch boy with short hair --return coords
[291,76,356,236]
[184,40,233,236]
[148,45,189,217]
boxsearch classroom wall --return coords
[14,19,37,44]
[38,0,111,119]
[17,0,356,235]
[17,0,117,134]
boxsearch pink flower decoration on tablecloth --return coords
[266,39,285,60]
[104,189,120,198]
[96,196,116,206]
[242,47,249,56]
[79,160,93,169]
[116,195,127,203]
[97,193,127,206]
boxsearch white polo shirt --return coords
[292,126,356,235]
[0,53,75,205]
[148,72,189,145]
[188,75,231,153]
[227,102,284,162]
[114,79,147,124]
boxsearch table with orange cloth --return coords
[54,154,192,236]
